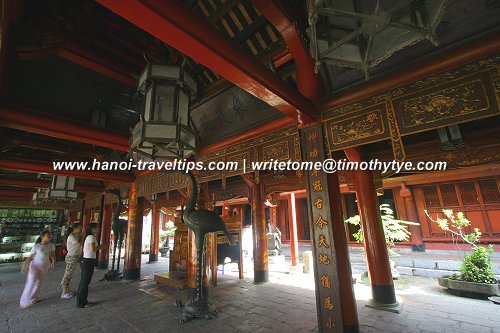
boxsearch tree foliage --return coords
[426,209,496,284]
[345,204,419,256]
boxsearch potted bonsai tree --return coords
[345,204,418,279]
[426,209,500,298]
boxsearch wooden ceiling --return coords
[16,0,290,94]
[1,0,499,203]
[0,0,294,200]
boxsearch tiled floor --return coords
[1,255,499,333]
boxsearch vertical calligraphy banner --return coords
[301,124,343,332]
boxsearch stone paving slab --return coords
[1,255,499,333]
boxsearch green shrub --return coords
[426,209,497,285]
[458,245,496,284]
[345,204,418,256]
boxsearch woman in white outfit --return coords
[20,230,55,309]
[76,223,106,308]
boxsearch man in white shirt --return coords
[60,223,82,299]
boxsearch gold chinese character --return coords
[308,132,317,142]
[314,198,323,209]
[321,275,331,288]
[326,317,334,328]
[312,180,323,191]
[315,215,328,229]
[324,297,334,311]
[311,169,319,177]
[309,148,319,158]
[318,254,330,265]
[319,235,329,248]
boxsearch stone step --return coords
[397,258,500,274]
[349,256,500,274]
[396,266,500,280]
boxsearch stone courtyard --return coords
[1,254,499,333]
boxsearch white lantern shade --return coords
[131,63,197,160]
[48,176,78,200]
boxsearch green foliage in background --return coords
[426,209,497,284]
[455,245,496,284]
[345,204,419,256]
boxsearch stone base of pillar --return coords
[123,268,141,280]
[148,253,158,263]
[344,324,361,333]
[97,260,108,269]
[254,269,269,283]
[366,283,401,313]
[372,284,397,304]
[411,244,425,252]
[365,299,402,314]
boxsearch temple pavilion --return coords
[0,1,499,332]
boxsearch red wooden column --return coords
[288,192,299,266]
[123,182,144,280]
[400,185,425,251]
[95,194,105,267]
[327,172,359,332]
[353,170,398,308]
[301,124,344,332]
[149,198,160,262]
[186,228,198,288]
[83,208,92,231]
[78,200,85,226]
[69,210,78,222]
[269,206,278,231]
[253,182,269,283]
[97,204,113,268]
[185,179,197,289]
[242,175,269,283]
[155,211,162,255]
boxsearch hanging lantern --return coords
[48,175,78,201]
[307,0,447,77]
[32,188,48,202]
[130,63,197,160]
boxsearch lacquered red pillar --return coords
[83,208,92,231]
[251,182,269,283]
[287,193,299,266]
[97,204,113,268]
[353,170,397,307]
[70,210,78,222]
[401,186,424,251]
[123,182,144,280]
[327,172,359,332]
[78,200,85,226]
[149,199,160,262]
